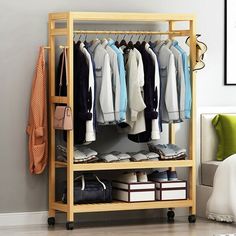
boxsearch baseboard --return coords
[0,211,48,227]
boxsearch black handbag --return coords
[62,174,112,204]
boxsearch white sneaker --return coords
[116,172,137,183]
[137,171,148,182]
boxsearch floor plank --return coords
[0,217,235,236]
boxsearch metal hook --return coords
[122,34,126,40]
[84,34,88,42]
[130,35,134,42]
[149,34,152,42]
[116,34,119,41]
[144,34,147,41]
[137,34,141,41]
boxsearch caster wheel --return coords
[188,215,196,223]
[47,217,55,226]
[66,222,74,230]
[167,210,175,223]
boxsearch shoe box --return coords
[154,180,187,201]
[112,181,155,202]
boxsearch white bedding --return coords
[206,154,236,222]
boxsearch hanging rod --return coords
[73,30,190,35]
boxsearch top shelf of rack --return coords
[49,12,196,22]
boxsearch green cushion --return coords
[212,114,236,161]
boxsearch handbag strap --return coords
[58,48,68,97]
[75,175,107,191]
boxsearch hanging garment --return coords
[108,39,127,122]
[149,42,163,132]
[152,41,179,123]
[84,41,97,129]
[123,48,146,134]
[26,47,48,174]
[145,43,160,140]
[56,43,90,144]
[166,40,185,121]
[172,40,192,119]
[128,42,157,143]
[89,39,115,124]
[101,39,120,122]
[79,42,96,142]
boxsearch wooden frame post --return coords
[189,18,197,216]
[66,13,74,223]
[48,17,56,219]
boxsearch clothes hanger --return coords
[83,34,88,44]
[127,35,134,49]
[115,34,120,47]
[76,34,82,46]
[119,34,127,48]
[135,34,142,46]
[148,35,153,44]
[142,35,147,46]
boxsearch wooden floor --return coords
[0,217,235,236]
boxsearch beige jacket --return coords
[124,48,146,134]
[26,47,48,174]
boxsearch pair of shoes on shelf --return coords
[116,171,148,183]
[148,170,178,182]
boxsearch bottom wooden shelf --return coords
[52,199,192,213]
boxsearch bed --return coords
[196,107,236,218]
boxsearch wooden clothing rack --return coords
[47,12,197,230]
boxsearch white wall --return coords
[0,0,234,214]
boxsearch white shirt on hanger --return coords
[124,48,146,135]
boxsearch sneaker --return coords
[148,171,168,182]
[137,171,148,182]
[116,172,137,183]
[167,170,178,181]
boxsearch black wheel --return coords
[66,222,74,230]
[47,217,55,226]
[188,214,196,223]
[167,210,175,223]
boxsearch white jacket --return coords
[89,40,115,123]
[124,48,146,134]
[79,43,96,142]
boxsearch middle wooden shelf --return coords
[55,160,193,171]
